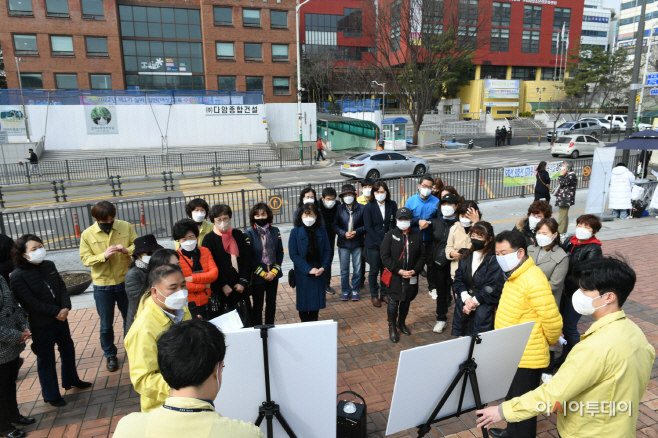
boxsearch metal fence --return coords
[0,146,313,185]
[0,154,638,252]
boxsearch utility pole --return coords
[296,0,312,162]
[15,57,31,142]
[625,0,648,164]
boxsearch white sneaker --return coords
[428,289,438,300]
[433,321,446,333]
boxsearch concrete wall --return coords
[265,103,317,144]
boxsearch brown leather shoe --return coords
[381,296,390,304]
[371,298,381,307]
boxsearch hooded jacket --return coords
[608,166,635,210]
[562,235,603,295]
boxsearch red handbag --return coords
[381,235,407,287]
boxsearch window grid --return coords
[90,74,111,89]
[551,32,567,54]
[14,34,38,55]
[244,43,262,61]
[214,7,232,26]
[492,2,510,26]
[541,67,563,81]
[271,10,288,29]
[55,73,78,89]
[20,73,43,88]
[480,65,507,80]
[246,76,263,91]
[490,28,509,52]
[45,0,69,17]
[86,36,108,57]
[523,5,542,29]
[8,0,33,16]
[458,0,478,25]
[243,9,260,27]
[457,25,477,48]
[216,42,235,60]
[81,0,104,20]
[553,8,571,31]
[51,35,74,56]
[272,44,289,61]
[522,30,540,53]
[511,67,536,81]
[273,77,290,95]
[218,76,236,90]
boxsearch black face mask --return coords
[98,221,114,233]
[471,238,486,251]
[255,218,269,227]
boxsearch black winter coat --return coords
[124,265,147,332]
[430,216,456,269]
[319,203,338,241]
[202,230,251,307]
[562,239,603,295]
[363,201,397,249]
[512,218,536,247]
[0,234,15,284]
[380,228,426,301]
[332,203,365,249]
[451,251,505,336]
[244,225,284,285]
[11,261,71,329]
[534,171,551,199]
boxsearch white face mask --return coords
[302,217,316,227]
[397,220,411,230]
[375,193,386,202]
[528,215,541,230]
[323,200,336,209]
[141,255,151,264]
[191,211,206,222]
[216,221,231,232]
[575,227,593,240]
[496,250,521,272]
[459,218,472,227]
[572,289,608,315]
[343,196,355,205]
[363,188,372,197]
[419,187,432,197]
[179,240,197,252]
[157,288,188,310]
[441,205,455,217]
[535,233,556,248]
[303,198,315,204]
[26,247,46,264]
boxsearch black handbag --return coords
[222,298,252,327]
[288,269,296,289]
[337,391,367,438]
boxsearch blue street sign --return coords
[648,78,658,86]
[651,88,658,96]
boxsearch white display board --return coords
[585,146,617,215]
[216,321,337,438]
[386,322,534,436]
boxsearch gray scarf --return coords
[256,224,276,266]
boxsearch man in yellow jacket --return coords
[116,319,264,438]
[489,230,562,438]
[79,201,137,372]
[125,264,192,412]
[477,256,655,438]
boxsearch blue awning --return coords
[381,117,408,124]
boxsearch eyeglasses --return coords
[214,218,231,224]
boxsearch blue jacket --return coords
[289,226,331,311]
[363,200,398,249]
[332,202,365,249]
[404,193,439,241]
[244,225,284,285]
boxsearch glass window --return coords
[124,56,137,71]
[271,10,288,28]
[191,58,203,72]
[13,35,38,55]
[216,42,234,60]
[125,74,139,87]
[490,28,509,52]
[148,22,162,38]
[480,65,507,80]
[164,41,177,56]
[541,67,563,81]
[20,73,43,88]
[132,6,146,21]
[215,7,232,25]
[192,76,204,89]
[188,9,200,24]
[551,32,567,54]
[136,40,150,56]
[81,0,103,19]
[554,8,571,31]
[119,5,132,20]
[189,25,201,39]
[51,35,74,55]
[177,42,190,57]
[511,66,536,81]
[147,7,160,22]
[175,24,188,39]
[150,40,163,56]
[174,8,187,23]
[162,23,176,38]
[244,43,262,61]
[90,74,111,89]
[218,76,236,90]
[272,44,288,61]
[55,73,77,89]
[522,30,540,53]
[492,2,510,26]
[8,0,33,15]
[458,0,478,25]
[190,42,202,57]
[121,22,134,37]
[246,76,263,91]
[243,9,260,27]
[45,0,68,16]
[86,37,107,56]
[134,22,148,38]
[523,5,541,28]
[161,7,174,23]
[273,77,290,95]
[457,26,477,48]
[122,40,135,55]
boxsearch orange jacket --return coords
[177,247,219,306]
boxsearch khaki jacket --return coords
[445,223,472,278]
[79,220,137,285]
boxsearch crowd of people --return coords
[0,167,654,438]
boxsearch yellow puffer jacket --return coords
[494,257,562,369]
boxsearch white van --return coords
[605,115,652,131]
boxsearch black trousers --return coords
[360,245,367,288]
[534,192,550,203]
[387,297,412,315]
[316,149,325,161]
[429,265,452,321]
[0,357,21,431]
[423,241,435,290]
[503,367,542,437]
[251,280,278,326]
[326,234,336,288]
[299,310,319,322]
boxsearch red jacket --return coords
[177,246,219,306]
[317,139,323,150]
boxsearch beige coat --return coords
[445,223,472,279]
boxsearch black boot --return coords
[388,313,399,343]
[397,310,412,336]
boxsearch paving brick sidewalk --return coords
[12,234,658,438]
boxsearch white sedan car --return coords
[551,134,605,159]
[340,151,430,179]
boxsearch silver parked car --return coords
[580,118,621,133]
[340,151,429,179]
[551,134,605,159]
[547,121,603,142]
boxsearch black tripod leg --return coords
[417,369,466,438]
[274,410,299,438]
[456,368,470,416]
[266,414,274,438]
[469,369,489,438]
[255,412,265,427]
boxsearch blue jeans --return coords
[613,209,629,219]
[559,291,582,360]
[93,283,129,358]
[367,247,387,299]
[31,321,81,401]
[338,247,362,295]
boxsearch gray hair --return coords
[564,162,574,172]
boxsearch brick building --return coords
[0,0,297,102]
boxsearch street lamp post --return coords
[536,87,546,110]
[296,0,312,162]
[372,81,386,120]
[15,57,31,142]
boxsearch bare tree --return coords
[362,0,491,144]
[300,51,337,112]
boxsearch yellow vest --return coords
[503,311,655,438]
[494,257,562,369]
[125,297,192,412]
[175,221,214,249]
[79,220,137,286]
